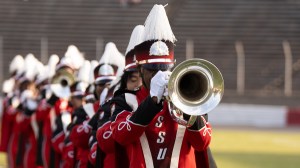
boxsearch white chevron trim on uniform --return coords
[140,133,154,168]
[170,125,186,168]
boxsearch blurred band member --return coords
[0,55,23,154]
[95,25,144,168]
[69,56,117,168]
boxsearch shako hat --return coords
[94,42,124,85]
[125,25,145,71]
[135,4,176,70]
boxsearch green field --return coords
[210,128,300,168]
[0,128,299,168]
[0,152,6,167]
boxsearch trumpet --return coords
[167,58,224,127]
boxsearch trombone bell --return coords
[168,58,224,119]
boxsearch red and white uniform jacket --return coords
[51,99,73,167]
[61,136,75,168]
[7,93,38,168]
[6,96,22,168]
[35,98,52,168]
[96,89,137,168]
[69,101,99,168]
[110,86,212,168]
[0,96,12,152]
[37,94,71,168]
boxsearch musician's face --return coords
[127,71,142,91]
[140,67,158,90]
[95,82,109,97]
[70,96,84,109]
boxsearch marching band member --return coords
[0,55,23,154]
[96,24,144,168]
[7,54,40,168]
[50,45,85,167]
[62,61,90,168]
[87,42,126,167]
[110,4,212,168]
[35,54,60,168]
[40,45,83,168]
[69,42,123,167]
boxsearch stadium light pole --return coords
[0,36,3,91]
[282,40,292,97]
[235,41,245,95]
[96,37,104,60]
[186,39,194,60]
[41,37,48,64]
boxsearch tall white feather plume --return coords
[35,61,48,84]
[89,60,98,84]
[100,42,125,75]
[2,78,15,93]
[47,54,60,79]
[9,55,24,75]
[125,25,145,55]
[24,53,38,81]
[99,42,124,67]
[77,60,91,83]
[99,42,125,89]
[64,45,85,69]
[144,4,176,43]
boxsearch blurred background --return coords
[0,0,300,167]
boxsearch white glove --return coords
[21,90,38,111]
[20,90,34,103]
[150,71,171,103]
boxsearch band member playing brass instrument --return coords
[105,4,223,168]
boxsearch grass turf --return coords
[210,128,300,168]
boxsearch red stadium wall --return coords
[287,108,300,126]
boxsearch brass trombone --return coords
[167,58,224,127]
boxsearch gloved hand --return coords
[20,90,34,104]
[20,90,38,115]
[24,99,38,116]
[150,70,171,104]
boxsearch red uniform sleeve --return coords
[88,142,97,166]
[186,116,212,151]
[69,120,92,149]
[96,121,114,153]
[35,99,51,122]
[111,95,163,146]
[62,141,75,168]
[111,111,146,146]
[51,131,65,154]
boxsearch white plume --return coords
[64,45,85,69]
[2,78,15,93]
[35,61,48,84]
[47,54,60,78]
[125,25,145,55]
[9,55,24,75]
[77,60,91,83]
[24,53,38,81]
[144,4,176,43]
[99,42,125,69]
